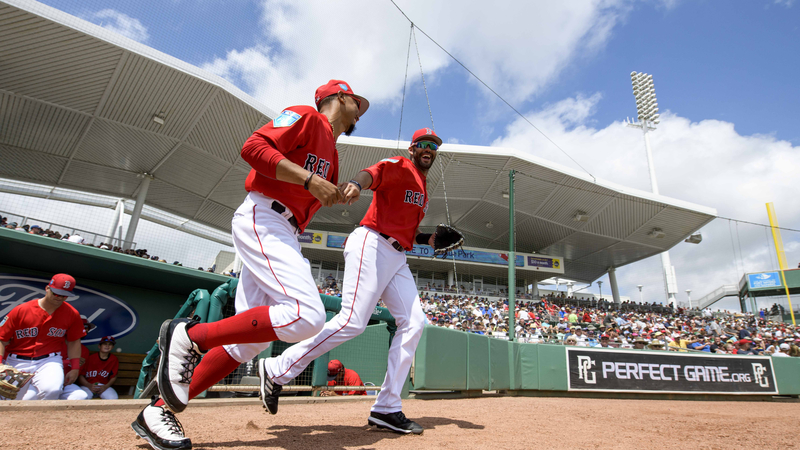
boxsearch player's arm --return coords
[339,170,373,205]
[274,159,342,207]
[77,374,92,389]
[64,339,81,385]
[100,375,117,393]
[414,228,435,247]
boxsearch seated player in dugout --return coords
[78,336,120,399]
[324,359,365,396]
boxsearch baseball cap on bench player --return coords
[315,80,370,117]
[411,127,442,146]
[327,359,344,381]
[49,273,77,297]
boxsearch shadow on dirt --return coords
[156,416,485,449]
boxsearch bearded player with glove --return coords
[259,127,463,435]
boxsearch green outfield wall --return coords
[413,325,800,396]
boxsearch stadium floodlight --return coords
[625,71,678,309]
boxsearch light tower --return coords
[686,289,692,309]
[626,71,679,309]
[637,285,643,303]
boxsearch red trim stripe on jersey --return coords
[274,229,370,380]
[252,203,300,329]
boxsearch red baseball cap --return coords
[327,359,344,381]
[49,273,76,297]
[314,80,369,117]
[411,127,442,146]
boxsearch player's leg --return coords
[27,357,65,400]
[100,387,119,400]
[260,227,389,413]
[60,384,91,400]
[157,194,325,413]
[368,265,425,435]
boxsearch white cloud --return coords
[200,0,633,112]
[493,95,800,309]
[774,0,795,7]
[89,9,150,43]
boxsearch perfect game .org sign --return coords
[567,347,777,395]
[0,274,138,344]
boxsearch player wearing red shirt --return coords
[0,274,85,400]
[261,127,442,435]
[133,80,370,450]
[79,336,119,399]
[325,360,366,396]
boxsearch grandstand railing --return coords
[1,211,136,249]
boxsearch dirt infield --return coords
[2,396,798,449]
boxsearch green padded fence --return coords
[413,325,800,396]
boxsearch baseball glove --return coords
[432,224,465,257]
[0,364,34,400]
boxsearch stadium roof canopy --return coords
[0,0,717,283]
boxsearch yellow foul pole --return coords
[766,202,795,326]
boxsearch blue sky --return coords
[24,0,800,310]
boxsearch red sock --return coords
[187,305,278,352]
[153,347,241,408]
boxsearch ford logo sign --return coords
[0,274,138,344]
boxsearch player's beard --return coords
[413,149,436,170]
[345,123,356,136]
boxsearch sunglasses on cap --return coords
[414,141,439,151]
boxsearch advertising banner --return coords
[298,231,325,246]
[567,347,777,394]
[748,272,781,289]
[526,256,564,273]
[326,233,525,267]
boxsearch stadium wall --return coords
[413,325,800,397]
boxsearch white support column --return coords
[531,282,539,298]
[123,174,153,250]
[608,267,621,305]
[447,269,455,288]
[104,199,124,245]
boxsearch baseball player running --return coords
[131,80,369,450]
[258,127,444,435]
[0,274,86,400]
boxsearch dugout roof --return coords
[0,0,717,283]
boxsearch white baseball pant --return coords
[7,353,64,400]
[266,226,426,414]
[79,385,119,399]
[223,191,326,363]
[60,383,91,400]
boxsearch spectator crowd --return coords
[420,291,800,357]
[1,216,229,275]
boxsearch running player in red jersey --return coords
[79,335,119,399]
[132,80,369,450]
[0,274,85,400]
[258,127,442,435]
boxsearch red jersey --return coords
[241,105,339,232]
[0,299,85,357]
[61,342,90,376]
[327,368,366,396]
[360,157,427,250]
[82,353,119,385]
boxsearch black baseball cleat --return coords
[257,357,282,415]
[131,396,192,450]
[157,318,204,413]
[368,411,424,435]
